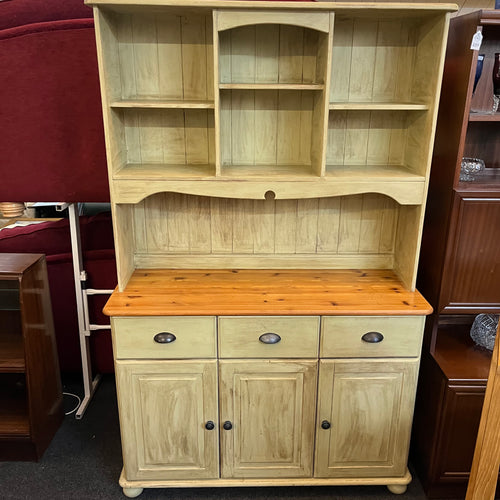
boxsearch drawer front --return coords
[321,316,425,358]
[218,316,320,358]
[112,317,216,359]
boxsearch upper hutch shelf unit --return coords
[90,0,454,292]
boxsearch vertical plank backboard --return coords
[117,14,137,99]
[157,15,183,99]
[279,26,305,84]
[253,198,276,254]
[132,15,160,98]
[359,194,384,253]
[182,16,209,99]
[211,197,234,253]
[317,197,341,253]
[349,19,378,101]
[254,90,278,164]
[231,90,255,165]
[167,193,190,252]
[338,195,363,253]
[185,110,210,165]
[161,110,186,164]
[372,21,399,102]
[344,111,370,165]
[330,19,353,102]
[255,26,280,84]
[231,26,256,83]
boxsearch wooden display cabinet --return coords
[412,10,500,498]
[0,254,63,461]
[87,1,455,497]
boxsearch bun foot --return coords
[387,484,407,494]
[123,487,143,498]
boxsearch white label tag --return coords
[471,31,483,51]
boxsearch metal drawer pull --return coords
[259,332,281,344]
[153,332,177,344]
[361,331,384,343]
[223,421,233,430]
[321,420,331,430]
[205,421,215,430]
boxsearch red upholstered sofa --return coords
[0,0,116,372]
[0,214,116,374]
[0,0,109,203]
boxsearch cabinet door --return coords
[441,195,500,312]
[115,360,218,481]
[219,360,317,478]
[315,359,418,478]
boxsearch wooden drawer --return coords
[218,316,320,358]
[320,316,425,358]
[112,317,216,359]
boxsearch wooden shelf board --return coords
[330,102,429,111]
[325,164,425,181]
[219,83,324,91]
[0,412,30,437]
[114,163,216,180]
[0,333,25,372]
[87,1,457,15]
[433,324,492,382]
[219,164,318,179]
[456,169,500,192]
[103,269,432,317]
[111,99,215,109]
[468,113,500,122]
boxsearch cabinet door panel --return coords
[220,360,317,478]
[441,196,500,312]
[315,358,418,478]
[116,360,218,480]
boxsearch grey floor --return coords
[0,374,431,500]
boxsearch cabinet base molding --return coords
[119,468,412,491]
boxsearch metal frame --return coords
[54,203,114,418]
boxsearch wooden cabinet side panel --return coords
[20,257,63,446]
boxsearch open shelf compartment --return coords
[219,89,325,176]
[329,12,447,107]
[111,107,216,179]
[112,191,424,292]
[0,373,29,437]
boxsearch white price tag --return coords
[471,31,483,51]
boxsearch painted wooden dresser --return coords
[86,1,456,496]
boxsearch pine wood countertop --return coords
[103,269,432,317]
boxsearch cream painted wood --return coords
[321,316,425,358]
[112,316,217,359]
[130,192,399,260]
[111,176,426,204]
[218,316,320,358]
[134,253,394,270]
[315,358,419,478]
[118,468,413,488]
[216,9,331,34]
[91,2,447,495]
[219,360,317,478]
[115,360,218,481]
[218,24,328,85]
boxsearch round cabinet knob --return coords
[223,421,233,431]
[361,331,384,343]
[205,421,215,430]
[153,332,176,344]
[259,333,281,344]
[321,420,331,430]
